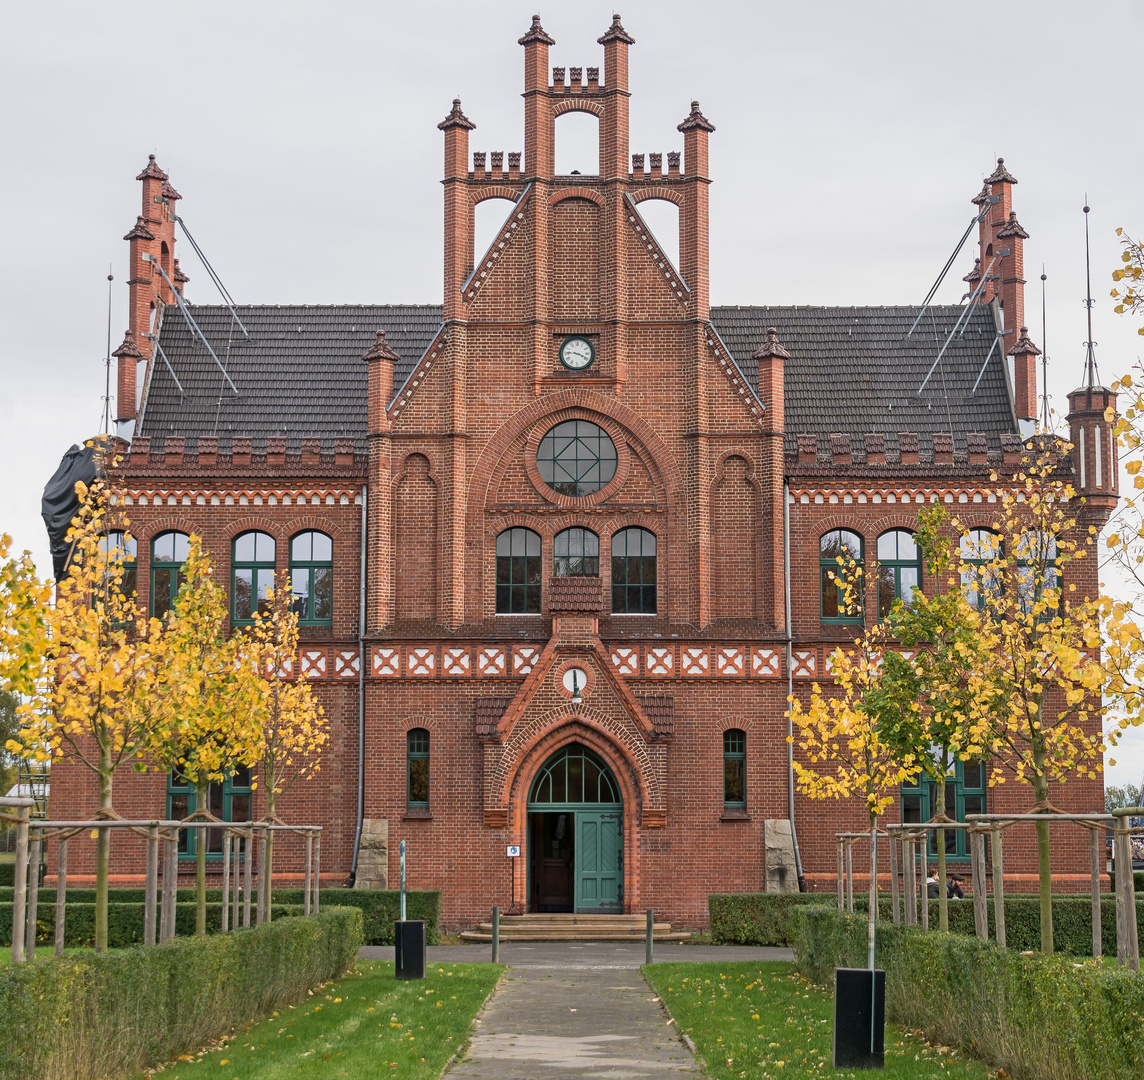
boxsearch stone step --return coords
[458,929,692,943]
[475,921,673,933]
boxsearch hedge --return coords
[710,891,1144,954]
[0,887,440,946]
[0,907,363,1080]
[792,905,1144,1080]
[0,865,11,889]
[1108,868,1144,893]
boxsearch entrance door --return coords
[577,811,622,912]
[530,812,574,912]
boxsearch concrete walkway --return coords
[358,942,795,1079]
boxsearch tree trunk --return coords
[936,772,948,932]
[262,784,276,922]
[195,780,209,936]
[95,764,112,953]
[867,810,878,971]
[1032,737,1053,954]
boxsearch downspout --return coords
[784,479,807,891]
[350,482,368,882]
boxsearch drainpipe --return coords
[350,483,368,882]
[784,479,807,891]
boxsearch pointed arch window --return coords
[496,528,541,613]
[232,531,276,624]
[290,531,333,624]
[820,529,863,623]
[876,529,921,620]
[151,531,189,618]
[611,528,657,614]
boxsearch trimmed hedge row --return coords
[710,891,1144,954]
[792,905,1144,1080]
[1108,868,1144,893]
[0,864,12,889]
[0,887,440,946]
[0,907,363,1080]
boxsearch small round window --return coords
[536,420,617,497]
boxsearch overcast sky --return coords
[2,1,1143,787]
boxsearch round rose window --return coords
[536,420,617,497]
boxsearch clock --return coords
[559,335,595,371]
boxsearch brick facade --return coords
[48,15,1117,930]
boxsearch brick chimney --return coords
[438,99,476,320]
[1067,382,1119,526]
[1008,326,1041,424]
[678,101,715,320]
[364,328,400,434]
[752,326,788,434]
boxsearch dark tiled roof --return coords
[637,694,673,737]
[140,304,443,452]
[709,304,1017,456]
[548,576,603,612]
[474,696,514,736]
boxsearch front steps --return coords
[458,913,691,943]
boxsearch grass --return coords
[644,961,995,1080]
[0,945,93,965]
[131,960,501,1079]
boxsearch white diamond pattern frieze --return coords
[478,647,506,676]
[681,647,709,676]
[792,649,818,678]
[646,647,674,676]
[372,647,399,677]
[334,649,360,677]
[442,647,471,676]
[610,647,639,676]
[751,647,780,677]
[716,647,745,677]
[408,647,436,677]
[514,646,540,675]
[300,649,327,678]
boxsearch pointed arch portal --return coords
[527,744,623,913]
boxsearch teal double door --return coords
[576,810,622,912]
[528,808,623,912]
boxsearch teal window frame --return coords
[150,531,189,619]
[232,531,277,625]
[876,529,921,621]
[101,531,137,620]
[1015,530,1061,617]
[820,528,864,624]
[611,527,657,614]
[723,729,746,808]
[407,728,430,807]
[900,761,987,861]
[289,530,333,625]
[536,420,618,497]
[960,528,1002,611]
[166,767,253,859]
[496,527,542,614]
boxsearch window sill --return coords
[403,807,433,821]
[720,807,750,822]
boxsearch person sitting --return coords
[947,874,965,899]
[926,872,940,899]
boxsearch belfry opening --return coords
[527,744,623,914]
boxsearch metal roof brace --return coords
[908,194,1001,339]
[970,331,1005,396]
[142,253,239,396]
[143,334,185,395]
[169,211,251,340]
[917,247,1010,396]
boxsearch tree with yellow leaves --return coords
[248,580,328,916]
[146,536,263,935]
[9,476,169,951]
[0,534,51,700]
[955,444,1108,953]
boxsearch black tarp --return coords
[41,442,100,580]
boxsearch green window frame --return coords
[876,529,921,621]
[290,531,333,625]
[150,531,189,619]
[232,531,276,625]
[100,531,137,617]
[1015,530,1061,617]
[407,728,430,807]
[166,767,253,859]
[536,420,618,497]
[820,528,864,623]
[900,761,987,860]
[496,527,541,613]
[960,528,1002,611]
[554,527,599,577]
[723,729,746,807]
[611,527,657,614]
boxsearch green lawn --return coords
[0,945,92,965]
[133,960,501,1080]
[644,961,994,1080]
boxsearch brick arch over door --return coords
[393,453,438,623]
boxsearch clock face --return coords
[559,336,595,370]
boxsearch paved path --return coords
[357,942,795,1079]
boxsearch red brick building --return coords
[51,15,1118,929]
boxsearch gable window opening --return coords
[611,527,657,614]
[723,729,746,809]
[233,531,276,625]
[167,766,253,858]
[876,529,921,621]
[900,761,986,860]
[290,530,334,624]
[554,527,599,577]
[820,528,864,624]
[407,728,430,808]
[150,531,190,619]
[496,527,541,614]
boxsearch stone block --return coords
[765,818,799,893]
[354,817,389,890]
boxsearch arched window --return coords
[528,745,621,805]
[554,527,599,577]
[167,765,252,858]
[723,729,746,808]
[960,529,1002,611]
[820,529,863,623]
[290,531,333,624]
[151,531,190,618]
[611,528,657,614]
[876,530,921,620]
[537,420,617,496]
[407,729,430,807]
[1015,531,1060,616]
[496,528,541,613]
[100,531,137,604]
[232,531,276,624]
